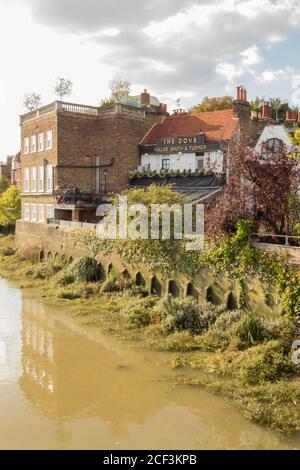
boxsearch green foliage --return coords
[72,185,194,277]
[152,295,224,335]
[0,178,10,195]
[1,246,16,256]
[190,95,233,113]
[100,270,133,293]
[69,256,101,282]
[201,220,300,318]
[26,260,63,280]
[238,312,264,346]
[0,186,21,226]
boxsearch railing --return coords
[250,233,300,248]
[54,189,102,206]
[60,102,98,116]
[47,219,97,229]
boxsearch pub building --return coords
[135,86,257,201]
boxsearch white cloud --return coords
[241,45,262,66]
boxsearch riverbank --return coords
[0,234,300,438]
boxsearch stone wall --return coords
[15,220,280,316]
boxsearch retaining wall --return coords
[15,220,280,316]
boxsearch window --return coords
[38,166,44,192]
[31,204,37,222]
[38,204,44,223]
[24,137,30,155]
[38,133,44,152]
[24,203,30,221]
[161,159,170,170]
[196,157,204,170]
[31,135,37,153]
[24,168,30,192]
[46,130,53,150]
[31,167,37,193]
[262,138,283,158]
[46,165,53,192]
[46,204,54,220]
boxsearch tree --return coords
[190,96,233,113]
[269,98,290,123]
[23,92,42,111]
[54,77,73,101]
[250,97,262,118]
[0,178,10,195]
[0,187,21,226]
[206,143,300,236]
[109,76,131,103]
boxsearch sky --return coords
[0,0,300,160]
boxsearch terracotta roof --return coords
[140,109,238,145]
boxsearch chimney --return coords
[298,112,300,123]
[236,86,241,101]
[285,110,295,122]
[140,89,150,107]
[261,101,272,119]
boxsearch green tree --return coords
[0,178,10,195]
[0,186,21,226]
[250,97,262,118]
[190,96,233,113]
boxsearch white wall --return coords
[141,150,224,173]
[255,125,293,155]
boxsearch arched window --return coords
[261,138,283,157]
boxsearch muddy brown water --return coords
[0,278,299,450]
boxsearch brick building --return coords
[11,152,21,188]
[132,86,258,201]
[20,91,167,225]
[0,155,12,180]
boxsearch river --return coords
[0,278,299,450]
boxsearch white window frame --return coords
[38,166,44,193]
[46,130,53,150]
[38,204,44,223]
[24,203,30,221]
[31,167,37,193]
[46,165,53,193]
[46,204,54,220]
[31,204,37,222]
[24,137,30,155]
[38,133,44,152]
[24,168,30,193]
[31,135,37,153]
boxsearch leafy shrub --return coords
[100,271,133,293]
[69,256,100,282]
[56,271,76,286]
[57,286,86,300]
[26,260,63,280]
[200,310,243,351]
[238,312,264,346]
[123,300,152,328]
[152,296,223,335]
[1,246,16,256]
[226,340,295,384]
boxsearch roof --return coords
[140,109,238,145]
[131,175,224,202]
